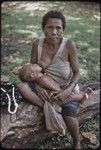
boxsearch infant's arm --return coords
[37,75,61,92]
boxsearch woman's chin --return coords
[48,38,59,43]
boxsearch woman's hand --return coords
[53,87,73,102]
[37,86,50,101]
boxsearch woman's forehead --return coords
[46,18,63,26]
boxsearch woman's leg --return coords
[61,102,81,149]
[17,82,44,108]
[63,116,80,149]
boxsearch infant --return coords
[19,63,93,104]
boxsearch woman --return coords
[18,10,81,149]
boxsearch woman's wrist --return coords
[68,81,77,90]
[71,81,77,87]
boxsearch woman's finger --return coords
[43,90,51,101]
[53,94,59,99]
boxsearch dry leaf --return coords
[15,128,35,139]
[82,132,97,144]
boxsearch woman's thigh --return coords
[61,101,80,117]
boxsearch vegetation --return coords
[1,1,100,149]
[35,115,100,149]
[1,1,100,85]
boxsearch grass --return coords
[34,115,100,149]
[1,1,100,149]
[1,1,100,84]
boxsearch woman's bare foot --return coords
[73,145,81,150]
[72,141,81,150]
[80,87,93,104]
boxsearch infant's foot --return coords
[80,87,93,104]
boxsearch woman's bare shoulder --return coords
[66,39,76,48]
[30,38,39,64]
[66,39,77,52]
[32,38,39,47]
[65,38,78,58]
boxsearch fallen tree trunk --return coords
[77,89,100,124]
[1,89,100,149]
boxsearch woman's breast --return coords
[45,56,71,80]
[38,56,52,69]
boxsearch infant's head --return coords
[19,63,42,81]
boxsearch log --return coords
[1,89,100,149]
[77,89,100,124]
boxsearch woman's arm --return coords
[30,39,39,64]
[53,40,80,101]
[66,39,80,90]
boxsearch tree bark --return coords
[77,89,100,124]
[1,89,100,149]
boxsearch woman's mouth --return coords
[50,37,58,40]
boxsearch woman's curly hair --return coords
[42,10,66,30]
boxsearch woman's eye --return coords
[48,26,52,29]
[56,27,61,30]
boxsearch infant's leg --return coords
[17,82,44,108]
[61,87,93,105]
[67,92,83,101]
[80,87,93,104]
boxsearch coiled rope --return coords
[1,85,18,114]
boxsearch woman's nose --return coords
[52,28,57,35]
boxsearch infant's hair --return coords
[19,63,31,81]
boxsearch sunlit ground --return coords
[1,1,100,84]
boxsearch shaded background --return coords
[1,1,100,85]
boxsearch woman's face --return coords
[43,18,63,44]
